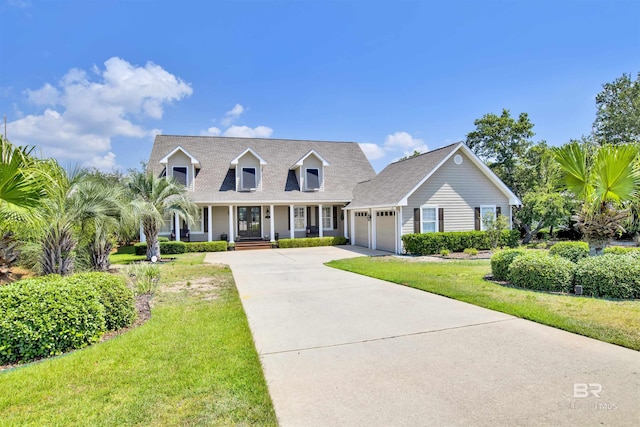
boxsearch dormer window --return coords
[305,168,320,190]
[242,167,256,190]
[173,167,188,186]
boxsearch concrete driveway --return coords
[205,246,640,426]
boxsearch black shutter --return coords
[474,207,481,231]
[438,208,444,232]
[287,208,291,230]
[315,207,319,227]
[414,208,420,233]
[496,206,501,217]
[333,206,338,229]
[307,207,311,226]
[204,207,208,233]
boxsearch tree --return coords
[593,72,640,145]
[466,109,535,196]
[127,171,198,261]
[482,213,509,248]
[554,142,640,255]
[399,150,422,161]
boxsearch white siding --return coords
[211,206,230,240]
[402,149,510,235]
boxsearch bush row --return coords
[277,236,348,248]
[490,247,640,299]
[0,273,135,364]
[402,230,520,255]
[548,241,589,263]
[602,246,640,257]
[134,240,228,255]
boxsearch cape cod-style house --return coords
[146,135,521,253]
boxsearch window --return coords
[294,206,306,230]
[160,214,173,233]
[242,167,256,190]
[306,168,320,190]
[173,167,187,186]
[480,205,496,231]
[322,206,333,229]
[190,208,204,233]
[420,206,437,233]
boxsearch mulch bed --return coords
[0,294,153,372]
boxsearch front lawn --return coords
[0,254,277,426]
[327,257,640,351]
[109,244,146,264]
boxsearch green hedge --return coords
[277,236,348,248]
[134,241,187,255]
[185,241,228,252]
[62,273,136,331]
[508,252,576,293]
[490,249,527,281]
[602,246,640,257]
[574,254,640,299]
[0,276,106,364]
[402,230,519,255]
[549,241,589,263]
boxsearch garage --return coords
[374,210,396,252]
[354,211,369,247]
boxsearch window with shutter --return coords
[306,168,320,190]
[241,168,256,190]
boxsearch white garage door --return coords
[375,210,396,252]
[354,212,369,247]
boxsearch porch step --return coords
[234,240,273,251]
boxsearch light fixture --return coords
[265,208,270,219]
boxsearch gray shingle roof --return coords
[148,135,376,203]
[348,143,460,209]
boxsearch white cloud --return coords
[221,104,244,126]
[359,142,386,160]
[224,125,273,138]
[384,131,428,154]
[7,57,192,168]
[85,152,117,170]
[200,126,221,136]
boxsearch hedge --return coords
[574,254,640,299]
[134,241,187,255]
[185,241,228,252]
[402,230,520,255]
[0,276,106,364]
[62,273,136,331]
[490,249,527,281]
[549,241,589,263]
[602,246,640,258]
[508,252,576,293]
[277,236,348,248]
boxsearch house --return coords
[146,136,521,253]
[345,142,522,253]
[146,135,376,243]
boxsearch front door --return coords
[237,206,262,238]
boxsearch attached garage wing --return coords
[374,210,396,253]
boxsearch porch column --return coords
[318,204,323,238]
[343,208,349,239]
[174,214,180,241]
[371,210,377,250]
[350,210,355,246]
[368,209,372,249]
[207,205,213,242]
[228,205,235,242]
[269,204,275,241]
[289,205,295,239]
[139,223,146,243]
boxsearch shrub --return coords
[508,252,576,293]
[0,276,106,364]
[125,263,161,295]
[158,237,169,242]
[402,230,519,255]
[490,249,527,281]
[574,254,640,299]
[463,248,478,256]
[439,249,450,256]
[63,273,136,331]
[602,246,640,258]
[549,241,589,263]
[277,236,348,248]
[185,241,228,252]
[134,241,187,256]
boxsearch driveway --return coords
[205,246,640,426]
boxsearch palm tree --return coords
[126,171,197,261]
[554,142,640,255]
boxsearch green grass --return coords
[109,245,145,264]
[327,257,640,351]
[0,258,277,426]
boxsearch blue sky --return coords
[1,0,638,172]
